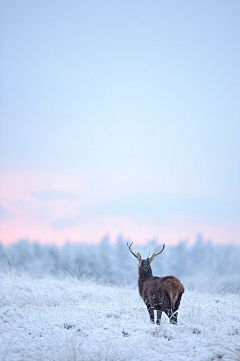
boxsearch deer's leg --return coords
[165,309,178,324]
[170,311,178,324]
[148,308,155,323]
[146,303,154,323]
[156,310,162,325]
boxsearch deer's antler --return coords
[127,242,142,262]
[149,244,165,264]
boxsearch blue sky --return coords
[1,0,240,245]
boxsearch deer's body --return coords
[128,243,184,325]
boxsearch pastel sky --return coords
[1,0,240,246]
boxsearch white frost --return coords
[0,273,239,361]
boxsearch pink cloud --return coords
[1,170,239,246]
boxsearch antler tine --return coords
[127,242,137,258]
[154,244,165,256]
[127,242,142,262]
[149,244,165,263]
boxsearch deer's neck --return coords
[138,268,153,295]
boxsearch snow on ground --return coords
[0,272,239,361]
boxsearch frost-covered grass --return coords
[0,272,239,361]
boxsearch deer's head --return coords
[127,242,165,277]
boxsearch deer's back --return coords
[141,276,184,310]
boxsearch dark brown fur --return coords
[138,258,184,324]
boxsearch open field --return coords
[0,272,239,361]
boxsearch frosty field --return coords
[0,272,239,361]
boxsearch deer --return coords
[127,242,184,325]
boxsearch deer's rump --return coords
[141,276,184,312]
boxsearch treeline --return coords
[0,235,239,293]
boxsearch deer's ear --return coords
[148,256,155,264]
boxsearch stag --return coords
[127,242,184,325]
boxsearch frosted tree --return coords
[98,236,115,284]
[114,235,136,285]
